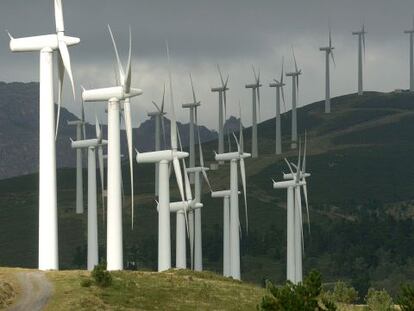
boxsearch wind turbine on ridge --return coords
[272,136,310,284]
[82,26,143,271]
[404,16,414,92]
[8,0,79,270]
[136,42,189,272]
[211,65,229,164]
[67,101,87,214]
[286,48,302,149]
[71,116,108,271]
[269,58,286,155]
[245,66,262,158]
[319,28,336,113]
[214,106,250,280]
[352,24,366,96]
[148,86,167,196]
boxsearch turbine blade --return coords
[223,90,227,122]
[55,51,64,140]
[303,182,311,235]
[173,157,186,203]
[124,26,132,93]
[124,99,135,229]
[98,145,105,225]
[331,50,336,67]
[189,73,197,104]
[95,115,102,141]
[257,87,261,122]
[54,0,64,32]
[284,158,295,175]
[152,101,161,113]
[240,157,248,233]
[166,41,177,150]
[217,64,225,87]
[161,115,166,149]
[58,39,75,100]
[292,47,298,73]
[81,99,86,139]
[108,25,125,85]
[302,131,307,173]
[161,83,166,112]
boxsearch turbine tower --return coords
[211,65,229,163]
[269,59,286,155]
[149,86,167,196]
[286,49,302,149]
[82,26,142,271]
[136,43,188,272]
[319,29,336,113]
[71,117,107,271]
[404,17,414,92]
[352,24,366,96]
[245,66,262,158]
[214,110,250,280]
[67,101,86,214]
[8,0,79,270]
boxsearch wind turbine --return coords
[136,43,188,272]
[286,49,302,149]
[182,74,201,185]
[185,108,212,271]
[8,0,79,270]
[71,117,107,271]
[319,28,336,113]
[148,86,167,196]
[404,17,414,92]
[352,24,366,96]
[82,26,142,271]
[67,101,87,214]
[269,58,286,155]
[214,108,250,280]
[245,66,262,158]
[211,65,229,164]
[272,138,310,284]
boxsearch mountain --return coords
[1,90,414,299]
[0,82,217,180]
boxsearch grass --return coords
[45,269,265,311]
[0,268,20,309]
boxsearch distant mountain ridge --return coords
[0,82,219,179]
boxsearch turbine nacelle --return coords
[71,138,108,149]
[136,150,188,163]
[215,151,251,162]
[273,179,304,189]
[319,46,334,52]
[283,172,311,180]
[67,120,85,126]
[147,111,166,117]
[82,86,143,102]
[269,81,286,88]
[186,166,210,173]
[211,190,241,198]
[9,34,80,52]
[245,83,262,89]
[182,102,201,109]
[286,71,302,77]
[211,86,229,92]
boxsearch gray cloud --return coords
[0,0,413,129]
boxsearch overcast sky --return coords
[0,0,413,129]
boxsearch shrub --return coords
[365,288,393,311]
[257,270,337,311]
[80,278,93,288]
[91,263,113,287]
[323,281,359,305]
[397,284,414,311]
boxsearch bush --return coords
[80,278,93,288]
[257,270,337,311]
[91,263,113,287]
[365,288,393,311]
[323,281,359,305]
[397,284,414,311]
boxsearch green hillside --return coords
[1,91,414,299]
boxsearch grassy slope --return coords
[1,91,414,293]
[45,269,264,311]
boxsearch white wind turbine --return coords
[71,116,108,271]
[319,28,336,113]
[272,137,310,284]
[352,24,366,96]
[245,66,262,158]
[404,17,414,92]
[185,107,212,271]
[8,0,79,270]
[214,109,251,280]
[269,58,286,155]
[286,49,302,149]
[136,43,188,272]
[67,101,87,214]
[148,85,167,196]
[82,26,142,271]
[211,65,229,163]
[182,74,200,184]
